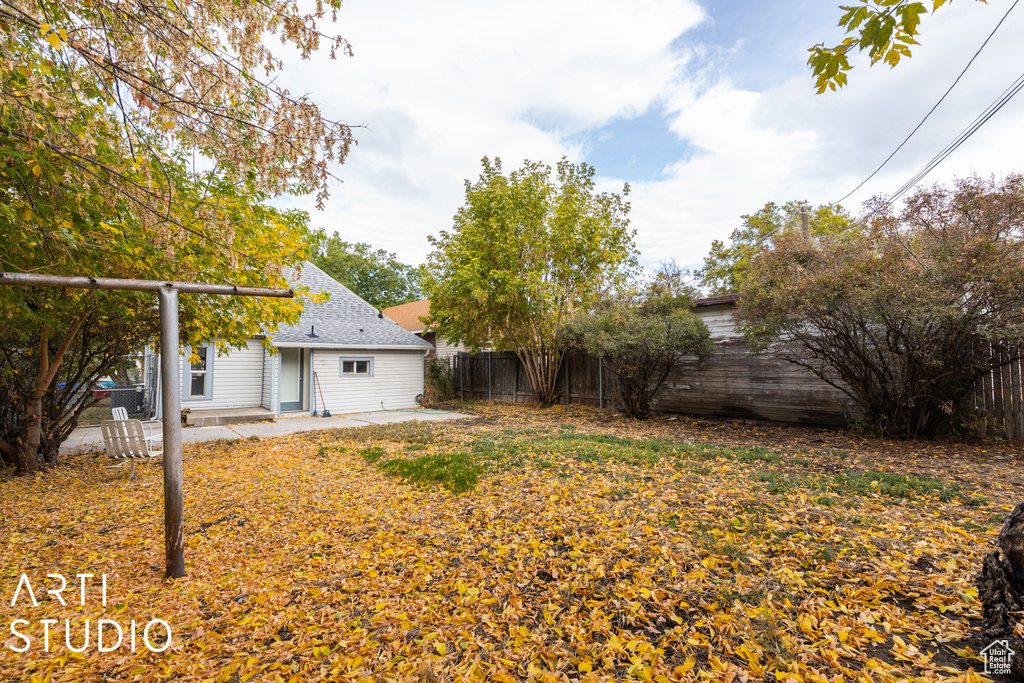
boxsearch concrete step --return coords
[185,408,275,427]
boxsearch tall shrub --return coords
[739,176,1024,438]
[562,295,712,419]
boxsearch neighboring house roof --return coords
[270,263,432,350]
[382,298,431,333]
[694,293,741,307]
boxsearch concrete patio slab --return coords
[61,409,473,455]
[230,414,364,437]
[346,410,469,425]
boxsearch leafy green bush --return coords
[422,357,456,405]
[560,293,712,419]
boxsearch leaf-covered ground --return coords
[2,402,1022,682]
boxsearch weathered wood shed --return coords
[662,294,862,426]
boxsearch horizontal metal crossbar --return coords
[0,272,293,297]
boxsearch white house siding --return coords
[180,342,266,410]
[434,337,469,359]
[313,348,425,413]
[261,348,275,410]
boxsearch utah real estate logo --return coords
[981,639,1015,676]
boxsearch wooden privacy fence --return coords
[452,344,1024,440]
[452,343,864,429]
[452,351,617,409]
[973,345,1024,440]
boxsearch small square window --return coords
[340,357,373,376]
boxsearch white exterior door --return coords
[280,348,303,411]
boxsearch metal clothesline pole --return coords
[0,272,292,578]
[157,287,185,577]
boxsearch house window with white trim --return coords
[184,345,213,400]
[340,357,373,376]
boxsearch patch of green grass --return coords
[660,511,684,529]
[826,470,959,501]
[753,471,794,494]
[378,452,482,494]
[359,446,386,464]
[467,432,670,470]
[754,467,962,503]
[341,421,445,445]
[355,427,970,503]
[734,446,782,464]
[717,541,749,564]
[472,433,767,470]
[957,518,986,532]
[672,443,737,461]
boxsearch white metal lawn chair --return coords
[101,419,162,480]
[111,406,162,449]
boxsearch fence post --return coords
[1011,352,1019,444]
[1010,353,1022,440]
[599,357,603,409]
[563,354,570,405]
[1001,348,1013,439]
[984,348,994,436]
[488,353,492,402]
[460,353,464,400]
[512,355,518,404]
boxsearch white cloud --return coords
[632,0,1024,271]
[274,0,705,260]
[272,0,1024,277]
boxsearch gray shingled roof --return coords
[269,262,432,349]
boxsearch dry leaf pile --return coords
[1,402,1021,682]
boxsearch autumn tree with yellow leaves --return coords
[424,157,636,407]
[0,0,353,472]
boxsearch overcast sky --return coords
[273,0,1024,272]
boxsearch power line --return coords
[735,61,1024,256]
[885,69,1024,203]
[833,0,1020,206]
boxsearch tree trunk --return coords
[977,501,1024,638]
[16,395,44,474]
[11,312,91,475]
[517,346,562,407]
